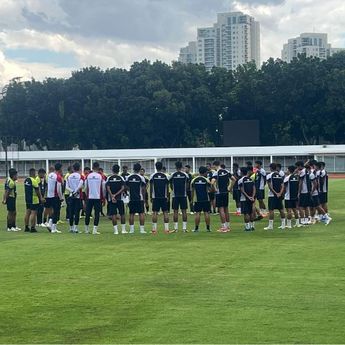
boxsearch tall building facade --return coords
[178,11,261,71]
[281,33,345,62]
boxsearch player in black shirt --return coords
[284,166,301,228]
[238,167,256,231]
[150,161,170,234]
[206,163,216,214]
[106,164,126,234]
[126,163,147,234]
[170,161,189,233]
[211,161,236,232]
[140,168,150,214]
[191,166,212,232]
[185,165,194,214]
[264,163,286,230]
[232,163,242,215]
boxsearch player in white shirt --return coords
[46,163,64,234]
[84,162,106,235]
[66,162,84,233]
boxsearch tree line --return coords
[1,53,345,150]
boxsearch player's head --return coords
[67,166,73,173]
[38,168,46,178]
[73,162,80,172]
[269,163,277,172]
[248,165,254,174]
[122,165,128,173]
[162,166,167,173]
[84,166,91,174]
[213,161,220,169]
[276,163,282,170]
[319,161,326,169]
[220,164,226,169]
[315,162,322,170]
[255,160,262,168]
[133,163,141,173]
[295,161,304,170]
[309,159,317,168]
[49,166,55,173]
[29,168,36,177]
[112,164,120,174]
[185,164,191,173]
[233,162,239,169]
[92,162,100,171]
[240,167,248,176]
[199,166,208,176]
[206,163,212,170]
[288,166,296,174]
[140,168,145,176]
[246,161,253,168]
[9,168,17,180]
[99,167,104,173]
[54,163,62,173]
[175,161,183,170]
[155,161,163,172]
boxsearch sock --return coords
[206,224,210,230]
[114,225,118,233]
[85,225,89,232]
[52,224,56,231]
[174,222,178,230]
[281,218,286,228]
[25,225,30,230]
[237,208,241,213]
[251,222,255,229]
[93,226,98,233]
[222,223,226,229]
[269,220,274,228]
[74,225,78,232]
[152,223,157,231]
[225,222,229,228]
[195,225,199,230]
[130,225,135,233]
[48,218,53,227]
[70,226,74,232]
[121,224,126,232]
[245,223,250,230]
[140,225,145,233]
[164,223,169,231]
[287,219,292,227]
[182,222,187,230]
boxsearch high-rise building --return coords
[281,33,345,62]
[178,41,197,64]
[178,11,261,71]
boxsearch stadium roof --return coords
[1,145,345,161]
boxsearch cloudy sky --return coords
[0,0,345,85]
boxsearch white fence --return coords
[0,145,345,176]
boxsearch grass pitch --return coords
[0,180,345,344]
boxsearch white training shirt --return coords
[66,172,84,198]
[266,173,274,197]
[85,172,106,200]
[47,172,63,199]
[299,168,308,194]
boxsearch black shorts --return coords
[268,196,283,211]
[216,193,229,208]
[299,193,311,208]
[129,200,144,214]
[319,193,328,204]
[152,198,168,212]
[45,197,54,208]
[26,203,39,211]
[232,189,241,203]
[257,189,265,201]
[6,197,16,212]
[172,197,188,211]
[194,201,211,213]
[108,200,125,216]
[310,195,320,208]
[209,192,215,201]
[241,200,254,215]
[285,199,297,209]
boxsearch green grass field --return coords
[0,180,345,344]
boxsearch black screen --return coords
[222,120,260,147]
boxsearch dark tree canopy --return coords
[1,53,345,150]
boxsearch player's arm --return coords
[2,189,9,204]
[267,177,275,195]
[228,176,236,193]
[33,180,44,203]
[56,180,63,201]
[311,178,317,196]
[277,182,284,198]
[66,178,74,194]
[252,185,257,200]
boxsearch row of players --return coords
[2,159,331,234]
